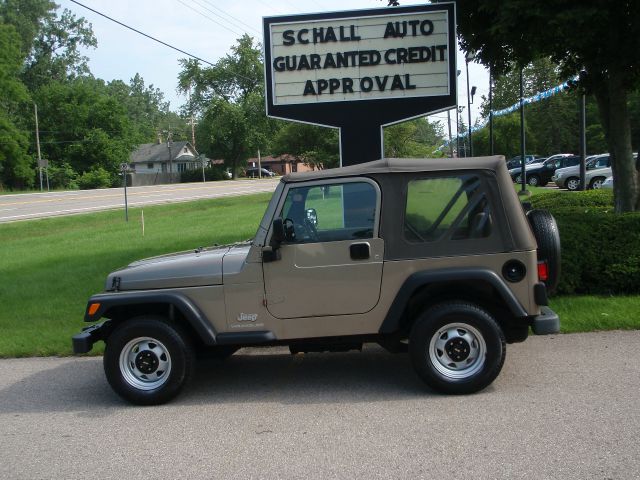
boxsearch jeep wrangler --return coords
[73,157,560,405]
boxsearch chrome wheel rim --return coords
[119,337,172,390]
[567,179,579,190]
[428,323,486,380]
[528,176,539,186]
[592,179,603,189]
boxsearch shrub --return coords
[530,190,640,294]
[77,167,114,189]
[180,166,229,183]
[47,162,79,190]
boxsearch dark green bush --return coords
[529,190,640,294]
[77,167,114,189]
[180,166,229,183]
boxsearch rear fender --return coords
[379,268,528,335]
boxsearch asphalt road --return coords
[1,331,639,479]
[0,179,280,223]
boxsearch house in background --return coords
[129,140,201,186]
[246,154,315,175]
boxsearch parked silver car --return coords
[552,154,610,190]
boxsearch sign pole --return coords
[121,163,129,222]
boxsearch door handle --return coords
[350,242,370,260]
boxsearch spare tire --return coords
[526,209,561,294]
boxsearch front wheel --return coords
[409,302,505,394]
[566,177,580,191]
[104,316,195,405]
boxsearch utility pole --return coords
[447,109,453,158]
[579,92,587,190]
[465,52,475,157]
[489,67,494,156]
[258,149,262,178]
[34,103,43,191]
[165,130,173,184]
[519,68,527,193]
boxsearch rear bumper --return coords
[72,321,111,354]
[531,306,560,335]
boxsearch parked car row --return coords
[508,153,578,187]
[505,155,540,169]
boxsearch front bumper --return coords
[531,306,560,335]
[72,320,112,354]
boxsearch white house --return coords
[129,140,200,185]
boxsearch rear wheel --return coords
[104,316,195,405]
[527,174,540,187]
[409,302,506,394]
[590,177,606,189]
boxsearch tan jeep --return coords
[73,157,560,405]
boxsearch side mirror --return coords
[271,218,285,246]
[264,218,285,263]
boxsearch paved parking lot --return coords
[1,330,639,479]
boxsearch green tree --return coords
[33,77,136,185]
[0,23,32,189]
[178,34,263,108]
[20,7,96,90]
[0,0,55,57]
[382,118,445,158]
[196,99,254,178]
[451,0,640,212]
[473,114,534,159]
[480,59,578,156]
[178,36,280,173]
[271,123,339,169]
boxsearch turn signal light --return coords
[537,261,549,282]
[88,303,101,316]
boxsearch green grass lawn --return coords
[0,191,638,358]
[0,193,271,357]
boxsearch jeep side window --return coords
[280,182,377,243]
[404,176,492,242]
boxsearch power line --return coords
[197,0,261,35]
[68,0,215,66]
[175,0,245,38]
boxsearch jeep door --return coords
[263,178,384,319]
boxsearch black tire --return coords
[104,316,195,405]
[527,174,540,187]
[526,209,561,293]
[409,302,506,395]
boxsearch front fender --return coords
[84,291,217,345]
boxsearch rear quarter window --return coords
[404,175,492,243]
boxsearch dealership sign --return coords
[263,4,456,165]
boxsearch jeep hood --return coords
[105,243,250,291]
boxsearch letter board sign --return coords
[263,3,456,166]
